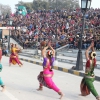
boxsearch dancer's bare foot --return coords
[20,62,23,66]
[19,64,22,67]
[37,87,43,91]
[96,97,100,100]
[58,92,63,99]
[1,86,6,92]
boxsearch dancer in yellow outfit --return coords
[15,44,23,65]
[9,44,22,67]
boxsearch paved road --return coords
[0,56,100,100]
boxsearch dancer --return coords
[15,44,23,65]
[80,41,100,100]
[9,44,22,67]
[0,64,6,92]
[37,42,63,99]
[0,46,2,63]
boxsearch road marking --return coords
[0,87,19,100]
[4,90,19,100]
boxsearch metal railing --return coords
[11,35,23,47]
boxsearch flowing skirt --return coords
[0,50,2,61]
[37,71,50,88]
[9,53,21,65]
[38,70,60,92]
[0,77,4,86]
[80,77,90,96]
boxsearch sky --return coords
[0,0,100,13]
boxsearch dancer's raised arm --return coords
[48,42,55,57]
[85,41,94,61]
[41,46,48,58]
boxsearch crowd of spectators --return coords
[0,8,100,50]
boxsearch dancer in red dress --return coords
[0,46,2,63]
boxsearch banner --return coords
[0,27,20,29]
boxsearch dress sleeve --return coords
[86,60,90,68]
[51,57,55,66]
[43,57,47,67]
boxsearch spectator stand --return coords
[0,8,100,51]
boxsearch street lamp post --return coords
[55,0,58,60]
[75,0,92,70]
[52,0,58,66]
[8,19,13,53]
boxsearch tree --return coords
[15,1,24,6]
[15,0,79,11]
[32,0,40,10]
[24,2,33,11]
[0,4,11,16]
[50,0,79,10]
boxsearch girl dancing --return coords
[9,44,22,67]
[80,41,100,100]
[37,42,63,99]
[0,64,6,92]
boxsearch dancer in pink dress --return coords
[37,42,63,99]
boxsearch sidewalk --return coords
[57,55,100,65]
[57,51,100,60]
[19,55,100,81]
